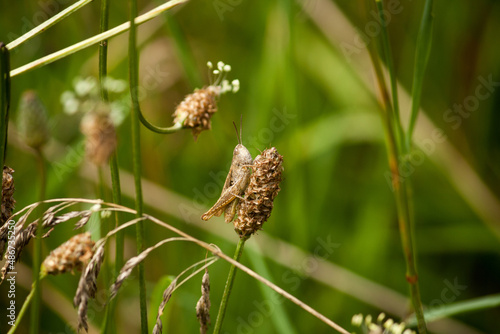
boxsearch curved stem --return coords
[138,112,184,134]
[129,0,148,332]
[213,237,247,334]
[30,149,46,334]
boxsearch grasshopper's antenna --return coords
[239,114,243,143]
[233,121,241,145]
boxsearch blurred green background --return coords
[1,0,500,333]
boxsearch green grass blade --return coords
[406,0,434,150]
[406,294,500,326]
[6,0,93,50]
[375,0,404,153]
[247,247,298,334]
[10,0,188,77]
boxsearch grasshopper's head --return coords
[232,118,253,166]
[233,144,253,166]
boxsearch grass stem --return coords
[213,237,247,334]
[0,43,10,167]
[129,0,148,332]
[29,149,46,334]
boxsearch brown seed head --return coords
[1,166,15,226]
[80,110,117,166]
[196,269,211,334]
[172,87,218,140]
[233,147,283,238]
[42,232,94,275]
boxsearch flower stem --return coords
[30,149,46,334]
[213,237,248,334]
[129,0,148,332]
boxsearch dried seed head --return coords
[17,90,50,149]
[80,110,117,166]
[196,269,211,334]
[152,279,177,334]
[173,87,218,140]
[42,232,94,275]
[1,166,15,226]
[173,61,239,140]
[74,242,105,332]
[233,147,283,238]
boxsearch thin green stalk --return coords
[374,0,404,154]
[406,0,434,150]
[213,237,247,334]
[99,0,110,102]
[0,43,10,166]
[8,273,47,334]
[129,0,148,332]
[102,154,123,334]
[110,155,124,271]
[30,149,46,334]
[95,1,121,331]
[6,0,93,50]
[407,293,500,326]
[10,0,188,78]
[366,9,427,332]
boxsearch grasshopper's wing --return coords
[223,172,251,223]
[222,164,234,190]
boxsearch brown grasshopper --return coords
[201,119,253,222]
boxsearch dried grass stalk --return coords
[152,279,177,334]
[74,243,105,332]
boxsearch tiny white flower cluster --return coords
[207,61,240,94]
[351,313,415,334]
[60,76,128,125]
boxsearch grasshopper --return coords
[201,119,253,222]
